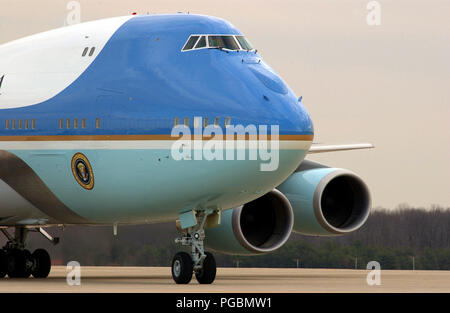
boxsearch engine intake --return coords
[277,160,371,236]
[314,170,371,234]
[205,189,293,255]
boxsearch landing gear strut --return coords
[0,227,56,279]
[172,210,217,284]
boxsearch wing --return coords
[308,143,374,154]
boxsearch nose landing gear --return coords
[172,210,218,284]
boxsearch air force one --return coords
[0,14,373,283]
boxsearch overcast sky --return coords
[0,0,449,209]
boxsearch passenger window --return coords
[82,118,86,129]
[182,36,199,51]
[96,118,101,129]
[174,117,179,127]
[224,117,231,128]
[74,118,78,129]
[66,119,71,129]
[5,119,9,130]
[183,117,189,127]
[59,119,63,129]
[203,118,209,128]
[12,119,16,130]
[25,119,29,130]
[31,119,35,130]
[195,36,206,49]
[214,117,220,127]
[18,119,22,129]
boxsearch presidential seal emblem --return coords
[71,153,94,190]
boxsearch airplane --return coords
[0,13,373,283]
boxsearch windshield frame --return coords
[181,34,255,52]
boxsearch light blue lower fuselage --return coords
[8,148,308,224]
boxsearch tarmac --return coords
[0,266,448,292]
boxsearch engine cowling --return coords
[205,189,294,255]
[277,160,371,236]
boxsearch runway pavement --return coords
[0,266,448,292]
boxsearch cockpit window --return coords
[235,36,253,51]
[208,36,240,50]
[182,36,199,51]
[195,36,206,48]
[181,34,255,52]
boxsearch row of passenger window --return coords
[174,117,231,128]
[58,118,101,129]
[4,119,35,130]
[4,117,230,131]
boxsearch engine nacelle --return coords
[205,190,294,255]
[277,160,371,236]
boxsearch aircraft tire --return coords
[172,252,193,284]
[7,249,28,278]
[195,251,216,284]
[31,249,51,278]
[0,250,7,278]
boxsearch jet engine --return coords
[205,161,371,255]
[277,160,371,236]
[205,189,294,255]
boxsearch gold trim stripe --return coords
[0,134,314,141]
